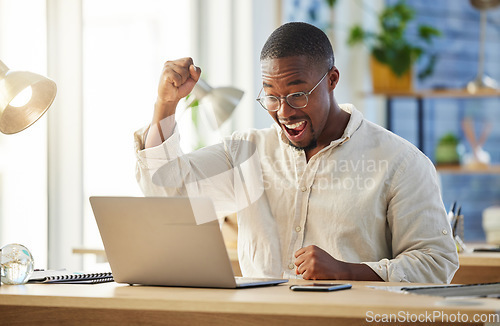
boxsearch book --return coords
[29,270,114,284]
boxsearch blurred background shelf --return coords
[373,88,500,99]
[436,164,500,174]
[368,89,500,151]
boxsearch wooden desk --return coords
[1,281,500,325]
[453,251,500,284]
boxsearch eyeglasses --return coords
[256,71,329,112]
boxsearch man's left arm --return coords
[362,150,459,283]
[295,150,459,283]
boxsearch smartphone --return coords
[289,283,352,292]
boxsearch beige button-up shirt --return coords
[135,104,459,283]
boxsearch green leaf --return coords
[344,0,441,79]
[325,0,337,8]
[347,25,366,46]
[418,25,442,43]
[185,94,199,109]
[418,53,438,80]
[393,0,414,22]
[438,132,459,145]
[390,46,412,76]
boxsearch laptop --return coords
[89,196,287,289]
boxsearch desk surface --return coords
[459,251,500,267]
[1,280,500,325]
[452,250,500,284]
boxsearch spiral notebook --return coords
[29,270,114,284]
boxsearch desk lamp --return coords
[0,59,57,285]
[467,0,500,93]
[0,59,57,134]
[190,79,244,129]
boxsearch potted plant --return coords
[435,132,460,165]
[347,0,441,92]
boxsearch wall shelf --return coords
[373,88,500,99]
[436,164,500,174]
[369,88,500,152]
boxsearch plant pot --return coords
[370,56,413,93]
[435,143,460,165]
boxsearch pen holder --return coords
[455,234,467,253]
[454,214,464,239]
[453,214,466,253]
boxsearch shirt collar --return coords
[338,103,363,140]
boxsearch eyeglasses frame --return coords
[256,70,330,112]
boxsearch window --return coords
[82,0,193,269]
[0,0,48,268]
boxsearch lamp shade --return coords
[466,0,500,93]
[0,60,57,134]
[470,0,500,9]
[192,79,243,129]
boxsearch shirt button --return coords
[295,226,301,232]
[288,263,295,270]
[442,229,448,235]
[301,186,307,192]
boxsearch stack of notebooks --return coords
[29,270,113,284]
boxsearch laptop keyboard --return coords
[235,277,281,284]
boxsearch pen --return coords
[447,201,456,223]
[452,205,461,236]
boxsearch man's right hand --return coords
[146,57,201,148]
[157,57,202,107]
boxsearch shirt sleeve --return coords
[134,124,184,196]
[362,149,459,283]
[134,124,239,218]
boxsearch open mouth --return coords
[283,120,307,139]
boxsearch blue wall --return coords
[389,0,500,241]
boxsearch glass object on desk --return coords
[0,243,34,284]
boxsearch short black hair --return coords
[260,22,334,69]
